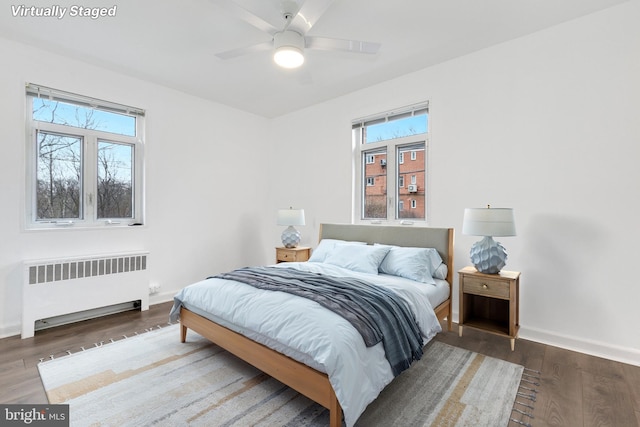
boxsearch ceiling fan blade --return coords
[287,0,335,34]
[306,37,381,54]
[210,0,278,34]
[215,41,272,60]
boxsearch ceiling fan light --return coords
[273,30,305,69]
[274,47,304,68]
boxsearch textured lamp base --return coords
[470,236,507,274]
[281,226,301,248]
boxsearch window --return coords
[353,102,428,222]
[25,84,145,229]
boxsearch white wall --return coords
[270,2,640,365]
[0,37,272,337]
[2,2,638,366]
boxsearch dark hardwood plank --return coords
[582,370,638,427]
[622,363,640,413]
[536,345,585,426]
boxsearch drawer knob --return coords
[482,283,488,289]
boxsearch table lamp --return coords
[277,207,305,248]
[462,206,516,274]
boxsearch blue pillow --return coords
[378,246,443,285]
[323,244,390,275]
[308,239,366,263]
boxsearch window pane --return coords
[36,131,82,220]
[364,114,427,144]
[397,143,425,220]
[33,98,136,136]
[97,141,133,218]
[363,150,387,219]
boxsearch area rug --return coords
[38,324,524,426]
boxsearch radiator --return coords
[22,251,150,339]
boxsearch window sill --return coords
[360,219,429,226]
[24,221,145,231]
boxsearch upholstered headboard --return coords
[318,223,454,285]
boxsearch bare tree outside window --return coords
[36,131,82,219]
[97,141,133,218]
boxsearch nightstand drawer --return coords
[463,276,510,299]
[277,249,297,262]
[276,247,311,263]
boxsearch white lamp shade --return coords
[277,208,305,226]
[462,207,516,237]
[273,31,305,69]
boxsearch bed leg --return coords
[447,315,453,332]
[180,324,187,343]
[328,392,342,427]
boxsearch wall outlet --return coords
[149,283,161,294]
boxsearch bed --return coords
[170,223,454,427]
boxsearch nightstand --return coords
[458,266,520,350]
[275,246,311,263]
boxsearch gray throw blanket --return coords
[212,266,423,377]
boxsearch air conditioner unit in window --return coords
[408,184,418,192]
[380,159,386,166]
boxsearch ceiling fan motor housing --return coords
[273,30,305,68]
[274,30,305,51]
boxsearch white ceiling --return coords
[1,0,628,118]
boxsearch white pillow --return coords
[323,244,390,275]
[308,239,366,263]
[378,246,443,285]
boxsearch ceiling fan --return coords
[212,0,381,69]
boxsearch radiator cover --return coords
[22,251,150,339]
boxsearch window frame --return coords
[25,84,145,230]
[352,102,429,224]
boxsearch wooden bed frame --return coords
[179,223,454,427]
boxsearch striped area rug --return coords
[38,324,524,426]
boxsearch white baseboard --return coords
[452,310,639,367]
[149,291,175,306]
[519,326,640,367]
[0,321,21,339]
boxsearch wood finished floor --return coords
[1,301,638,427]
